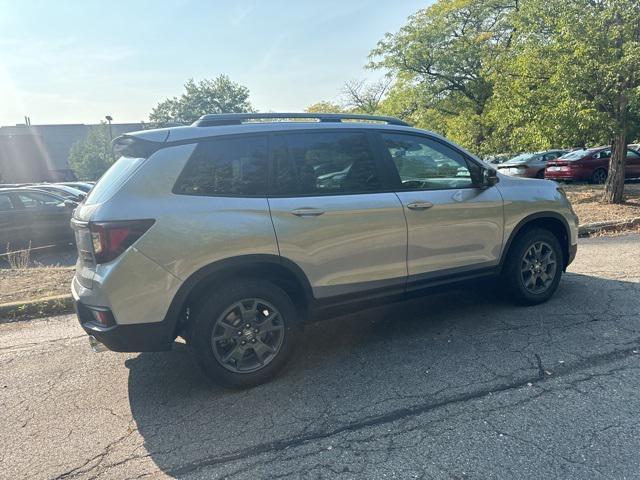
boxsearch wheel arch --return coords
[164,254,314,339]
[499,212,571,272]
[590,167,608,184]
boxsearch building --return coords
[0,122,144,183]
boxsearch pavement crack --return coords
[165,345,640,478]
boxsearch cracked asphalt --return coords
[1,234,639,480]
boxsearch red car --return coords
[545,146,640,184]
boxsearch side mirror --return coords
[481,167,500,188]
[63,199,78,209]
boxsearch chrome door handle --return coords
[290,207,325,217]
[406,201,434,210]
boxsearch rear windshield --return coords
[84,156,146,205]
[559,149,592,160]
[504,153,538,164]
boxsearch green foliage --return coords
[305,101,348,113]
[367,0,639,164]
[490,0,640,152]
[68,122,115,181]
[149,75,253,126]
[369,0,518,154]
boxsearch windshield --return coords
[504,153,539,164]
[84,156,146,205]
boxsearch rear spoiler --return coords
[112,135,163,158]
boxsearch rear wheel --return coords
[536,170,545,179]
[188,279,302,388]
[502,228,563,305]
[590,168,607,184]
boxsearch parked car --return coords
[484,153,513,165]
[0,188,76,250]
[497,150,567,179]
[30,184,86,202]
[545,146,640,183]
[71,113,578,387]
[58,182,94,193]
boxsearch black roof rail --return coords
[192,113,410,127]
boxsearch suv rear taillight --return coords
[89,219,155,264]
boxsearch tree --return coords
[149,75,253,126]
[342,78,392,114]
[502,0,640,203]
[369,0,518,153]
[68,122,115,180]
[304,101,348,113]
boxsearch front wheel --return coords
[188,279,302,388]
[502,228,563,305]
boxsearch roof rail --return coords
[192,113,410,127]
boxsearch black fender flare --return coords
[499,211,572,271]
[161,254,314,338]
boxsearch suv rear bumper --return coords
[74,298,175,352]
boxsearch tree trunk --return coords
[602,94,627,204]
[602,132,627,204]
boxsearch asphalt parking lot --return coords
[1,234,639,479]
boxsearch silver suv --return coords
[71,113,578,387]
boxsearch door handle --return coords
[406,201,434,210]
[290,207,325,217]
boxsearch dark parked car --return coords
[545,146,640,183]
[58,182,94,193]
[30,184,86,202]
[497,150,567,179]
[0,188,76,250]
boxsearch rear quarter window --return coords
[84,156,146,205]
[173,135,268,197]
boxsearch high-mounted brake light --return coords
[89,219,155,264]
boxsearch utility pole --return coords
[105,115,113,141]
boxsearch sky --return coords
[0,0,428,126]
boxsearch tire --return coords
[502,228,563,305]
[536,170,545,179]
[590,168,607,184]
[188,279,302,388]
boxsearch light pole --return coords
[105,115,113,141]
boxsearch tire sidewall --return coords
[504,228,564,305]
[591,168,607,184]
[189,279,301,388]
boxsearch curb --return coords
[0,294,74,324]
[578,217,640,237]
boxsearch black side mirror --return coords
[481,167,500,188]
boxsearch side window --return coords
[627,150,640,159]
[380,133,478,190]
[271,131,381,196]
[17,192,62,208]
[0,194,14,211]
[596,149,611,159]
[174,135,268,196]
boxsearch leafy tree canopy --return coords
[68,122,115,181]
[305,101,348,113]
[149,75,253,126]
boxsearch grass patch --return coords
[564,183,640,226]
[0,267,75,305]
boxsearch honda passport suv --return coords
[71,113,578,387]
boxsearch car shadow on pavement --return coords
[125,272,640,477]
